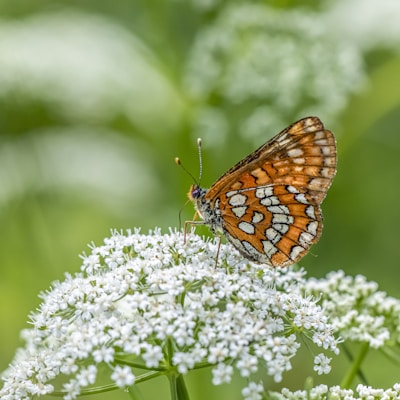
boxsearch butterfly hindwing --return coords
[217,184,322,267]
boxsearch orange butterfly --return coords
[185,116,336,267]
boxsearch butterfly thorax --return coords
[188,184,224,235]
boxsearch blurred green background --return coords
[1,0,400,398]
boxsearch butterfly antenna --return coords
[174,156,195,231]
[175,138,204,230]
[174,157,199,186]
[174,137,204,186]
[197,138,203,185]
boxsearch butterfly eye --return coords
[191,186,201,198]
[188,185,203,201]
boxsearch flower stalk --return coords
[340,342,370,389]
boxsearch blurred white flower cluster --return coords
[0,10,183,132]
[306,270,400,348]
[0,10,182,214]
[184,3,365,144]
[0,229,339,399]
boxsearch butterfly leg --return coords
[214,235,222,268]
[183,211,201,244]
[184,221,222,268]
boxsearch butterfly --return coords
[186,116,337,267]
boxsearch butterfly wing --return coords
[205,116,336,206]
[217,184,323,267]
[198,116,336,266]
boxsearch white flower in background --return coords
[0,10,183,213]
[327,0,400,51]
[242,381,264,400]
[184,3,365,145]
[187,0,400,52]
[0,128,157,213]
[305,270,400,348]
[111,366,135,388]
[0,229,339,399]
[0,10,183,133]
[313,353,332,375]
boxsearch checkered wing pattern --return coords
[188,116,336,267]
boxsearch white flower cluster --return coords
[184,3,364,145]
[305,270,400,348]
[0,229,338,399]
[0,11,182,129]
[280,383,400,399]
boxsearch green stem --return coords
[50,371,163,397]
[176,374,190,400]
[167,372,190,400]
[114,357,167,371]
[165,337,190,400]
[168,373,178,400]
[340,342,369,388]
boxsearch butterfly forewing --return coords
[187,116,336,267]
[205,117,336,205]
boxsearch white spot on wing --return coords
[272,214,294,225]
[255,187,274,199]
[309,178,325,188]
[305,205,316,219]
[295,193,309,204]
[321,167,332,177]
[266,228,281,244]
[262,240,277,257]
[287,148,304,157]
[314,131,325,139]
[299,232,314,246]
[322,146,332,156]
[324,157,336,167]
[293,157,306,165]
[252,211,264,224]
[287,185,299,194]
[293,166,305,173]
[307,221,318,235]
[260,196,280,206]
[273,223,289,234]
[232,206,247,218]
[290,245,305,261]
[238,221,255,235]
[267,205,290,215]
[225,233,242,249]
[228,193,247,206]
[242,241,261,259]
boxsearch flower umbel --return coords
[184,3,364,145]
[305,270,400,349]
[0,229,338,399]
[280,383,400,400]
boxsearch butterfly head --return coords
[187,184,205,201]
[188,184,208,216]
